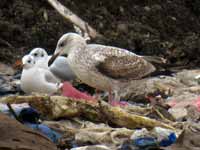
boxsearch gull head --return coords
[30,48,48,61]
[48,33,86,66]
[22,55,35,69]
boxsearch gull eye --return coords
[34,53,38,57]
[59,42,65,48]
[63,54,68,57]
[27,60,31,63]
[41,54,44,57]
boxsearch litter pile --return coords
[0,63,200,150]
[1,0,200,149]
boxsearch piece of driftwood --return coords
[0,95,175,130]
[47,0,101,39]
[0,113,57,150]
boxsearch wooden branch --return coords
[7,103,22,123]
[0,95,175,130]
[47,0,102,39]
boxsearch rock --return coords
[144,6,151,12]
[117,23,128,33]
[0,113,57,150]
[151,4,162,11]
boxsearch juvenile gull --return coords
[30,48,76,81]
[48,33,156,102]
[20,55,62,94]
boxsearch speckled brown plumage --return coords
[49,33,156,101]
[96,53,155,80]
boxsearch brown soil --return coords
[0,0,200,69]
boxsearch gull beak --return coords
[13,60,24,69]
[48,52,60,67]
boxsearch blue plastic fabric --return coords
[0,104,63,143]
[134,133,176,148]
[25,123,62,143]
[19,107,40,123]
[134,137,157,147]
[159,133,176,147]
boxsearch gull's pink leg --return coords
[108,88,113,104]
[111,90,128,107]
[94,89,101,100]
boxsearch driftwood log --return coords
[0,95,175,130]
[0,113,57,150]
[47,0,102,39]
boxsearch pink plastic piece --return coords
[110,100,128,107]
[61,82,97,103]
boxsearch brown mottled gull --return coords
[48,33,156,103]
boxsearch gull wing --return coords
[91,45,156,79]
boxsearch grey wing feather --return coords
[40,68,60,83]
[49,56,76,81]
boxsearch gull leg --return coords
[107,87,119,104]
[110,90,120,106]
[113,90,120,101]
[108,88,113,104]
[111,90,128,107]
[94,89,101,100]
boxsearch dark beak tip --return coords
[48,58,55,67]
[48,56,54,66]
[48,53,60,67]
[48,59,52,67]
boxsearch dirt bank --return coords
[0,0,200,69]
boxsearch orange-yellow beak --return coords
[13,59,24,69]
